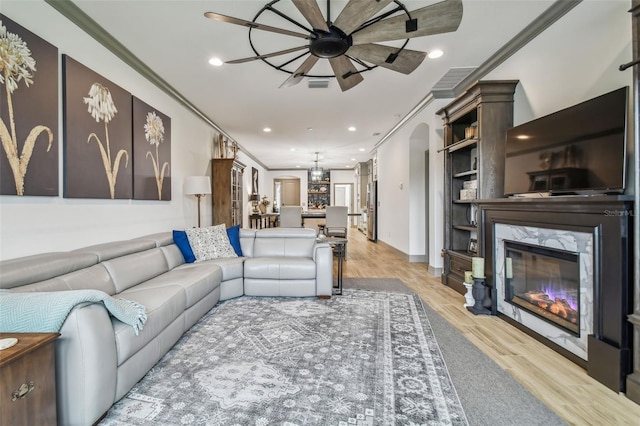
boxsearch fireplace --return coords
[494,224,593,361]
[504,241,580,336]
[478,196,633,392]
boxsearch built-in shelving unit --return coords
[437,80,518,294]
[307,170,330,209]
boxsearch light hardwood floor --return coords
[341,228,640,426]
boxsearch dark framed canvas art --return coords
[132,97,171,200]
[63,55,133,199]
[252,167,258,195]
[0,14,58,196]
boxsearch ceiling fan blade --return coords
[292,0,329,32]
[226,46,309,64]
[334,0,394,36]
[204,12,310,39]
[347,44,426,75]
[328,56,364,92]
[279,55,320,88]
[351,0,463,45]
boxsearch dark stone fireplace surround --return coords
[478,195,634,393]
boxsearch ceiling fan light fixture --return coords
[308,77,330,88]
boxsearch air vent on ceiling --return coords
[308,78,330,89]
[432,67,477,99]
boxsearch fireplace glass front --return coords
[504,241,580,335]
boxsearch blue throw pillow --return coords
[173,230,196,263]
[226,225,243,256]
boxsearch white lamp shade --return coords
[184,176,211,195]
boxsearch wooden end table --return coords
[0,333,59,426]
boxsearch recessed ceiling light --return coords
[359,148,365,152]
[307,127,313,131]
[351,158,356,161]
[208,57,223,66]
[427,49,444,59]
[296,165,300,168]
[348,126,356,132]
[516,135,530,140]
[263,127,271,133]
[290,148,295,151]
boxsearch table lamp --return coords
[250,193,260,214]
[184,176,211,227]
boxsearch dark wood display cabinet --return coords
[437,80,518,294]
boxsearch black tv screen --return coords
[504,87,628,196]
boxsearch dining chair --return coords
[279,206,302,227]
[324,206,348,238]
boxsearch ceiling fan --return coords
[204,0,463,92]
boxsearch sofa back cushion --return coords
[73,239,156,262]
[239,229,257,258]
[252,228,316,258]
[0,252,98,290]
[102,248,169,293]
[16,264,118,295]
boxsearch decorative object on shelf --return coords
[467,238,478,254]
[203,0,463,92]
[459,188,476,200]
[184,176,211,227]
[250,193,260,214]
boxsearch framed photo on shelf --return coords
[468,238,478,254]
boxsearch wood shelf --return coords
[440,137,478,153]
[453,225,477,232]
[453,170,478,178]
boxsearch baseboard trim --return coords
[428,265,443,277]
[376,240,441,274]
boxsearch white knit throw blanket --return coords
[0,289,147,335]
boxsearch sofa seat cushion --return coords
[244,257,316,280]
[133,264,222,309]
[199,257,244,282]
[114,284,185,365]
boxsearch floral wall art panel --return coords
[132,97,171,200]
[63,55,132,199]
[0,15,58,196]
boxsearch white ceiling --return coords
[69,0,557,170]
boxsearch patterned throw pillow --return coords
[185,224,238,262]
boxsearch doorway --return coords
[274,178,300,210]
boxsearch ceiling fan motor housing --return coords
[309,26,352,58]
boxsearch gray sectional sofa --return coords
[0,227,332,425]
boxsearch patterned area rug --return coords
[100,289,468,425]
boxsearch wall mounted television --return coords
[504,86,628,196]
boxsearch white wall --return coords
[374,0,632,271]
[0,2,267,260]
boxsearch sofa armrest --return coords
[56,302,118,426]
[313,242,332,297]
